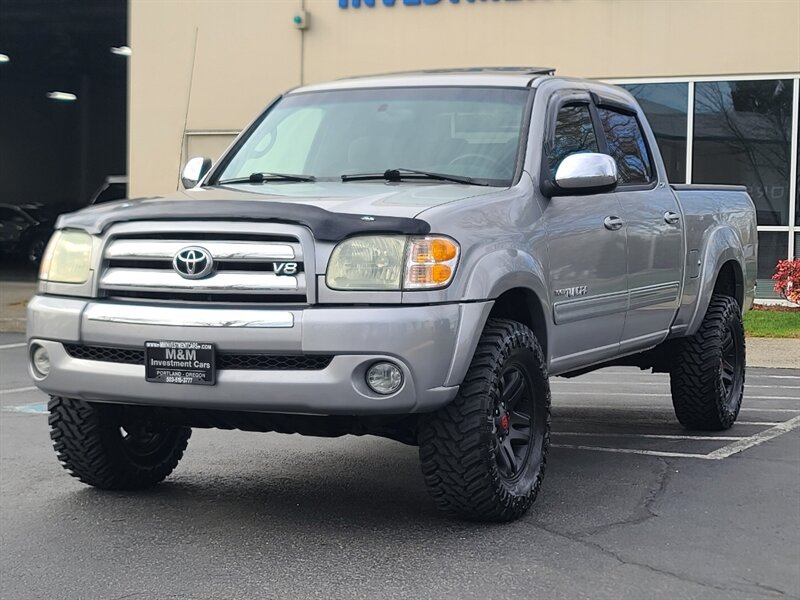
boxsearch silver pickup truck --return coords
[28,68,757,521]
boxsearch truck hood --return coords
[56,181,501,240]
[190,181,500,216]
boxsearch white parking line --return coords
[556,405,800,414]
[580,370,800,380]
[706,416,800,459]
[0,386,38,394]
[553,381,799,390]
[554,432,745,441]
[553,392,800,401]
[553,416,800,460]
[0,343,26,350]
[551,444,712,459]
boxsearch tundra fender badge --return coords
[554,286,587,298]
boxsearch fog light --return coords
[31,344,51,377]
[366,362,403,395]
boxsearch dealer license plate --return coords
[145,341,216,385]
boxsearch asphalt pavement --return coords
[1,331,798,600]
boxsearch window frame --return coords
[206,86,536,188]
[540,88,660,196]
[591,93,658,191]
[538,89,602,197]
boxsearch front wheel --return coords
[48,397,191,489]
[418,318,550,521]
[669,295,745,430]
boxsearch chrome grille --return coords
[99,234,308,303]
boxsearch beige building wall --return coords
[129,0,800,197]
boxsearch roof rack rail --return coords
[339,66,556,80]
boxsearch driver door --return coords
[539,95,628,374]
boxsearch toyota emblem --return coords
[173,246,214,279]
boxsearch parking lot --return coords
[1,331,798,599]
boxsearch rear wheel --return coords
[669,295,745,430]
[48,397,191,489]
[418,318,550,521]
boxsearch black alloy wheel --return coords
[493,366,536,482]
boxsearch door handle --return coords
[603,216,623,231]
[664,211,680,225]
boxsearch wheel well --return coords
[713,260,744,308]
[489,288,548,357]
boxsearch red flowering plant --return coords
[772,259,800,304]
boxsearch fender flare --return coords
[686,226,745,336]
[461,247,552,350]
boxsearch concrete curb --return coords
[746,337,800,369]
[0,318,26,334]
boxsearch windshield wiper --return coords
[218,172,316,184]
[341,168,488,186]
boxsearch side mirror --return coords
[548,152,618,197]
[181,156,212,189]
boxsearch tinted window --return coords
[693,79,792,226]
[547,104,598,177]
[598,108,652,184]
[621,83,687,183]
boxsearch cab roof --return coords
[291,67,556,93]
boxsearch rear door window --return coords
[547,104,599,177]
[597,108,653,185]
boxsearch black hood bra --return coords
[56,198,431,242]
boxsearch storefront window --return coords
[757,231,789,297]
[621,83,687,183]
[693,79,793,226]
[796,93,799,227]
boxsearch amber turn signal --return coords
[409,238,458,263]
[404,236,459,289]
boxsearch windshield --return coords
[214,87,530,187]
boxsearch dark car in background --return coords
[1,176,128,268]
[0,203,55,265]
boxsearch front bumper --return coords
[27,296,491,415]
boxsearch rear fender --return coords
[686,226,744,336]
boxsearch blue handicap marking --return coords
[9,404,48,414]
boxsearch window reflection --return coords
[597,108,652,184]
[621,83,687,183]
[693,80,793,226]
[547,104,598,177]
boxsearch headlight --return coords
[39,230,94,284]
[326,235,459,291]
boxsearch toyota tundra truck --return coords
[27,67,757,521]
